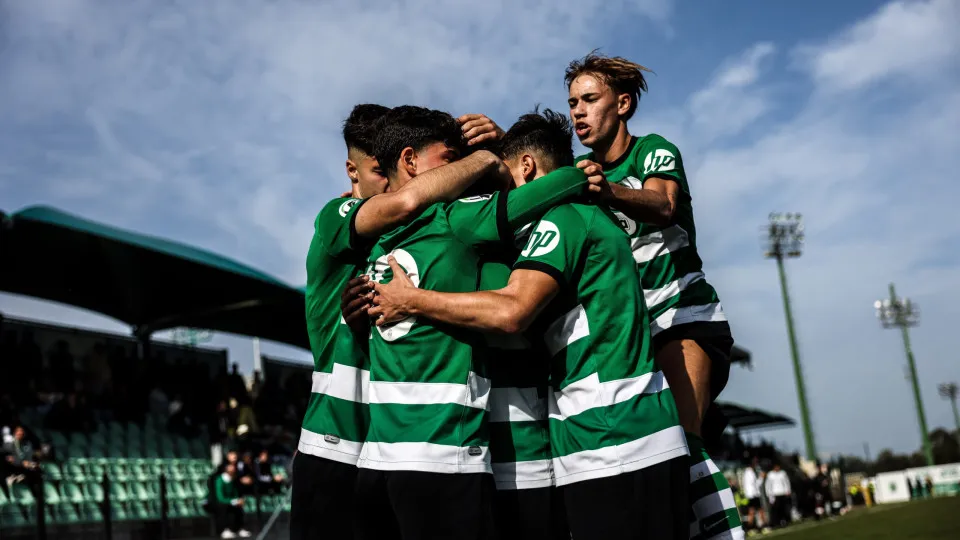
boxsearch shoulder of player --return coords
[539,202,589,227]
[317,196,362,223]
[574,151,595,164]
[636,133,680,152]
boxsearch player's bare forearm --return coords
[354,150,500,237]
[607,182,675,226]
[370,262,558,335]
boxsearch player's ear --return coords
[400,147,417,177]
[346,159,359,185]
[521,154,537,182]
[616,93,632,118]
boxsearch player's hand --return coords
[369,256,416,325]
[341,275,374,336]
[578,160,613,201]
[458,114,504,147]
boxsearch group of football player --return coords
[289,52,743,540]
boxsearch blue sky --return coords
[1,0,958,459]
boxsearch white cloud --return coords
[688,42,776,140]
[796,0,960,93]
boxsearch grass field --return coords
[767,496,960,539]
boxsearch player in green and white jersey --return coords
[293,104,508,540]
[566,52,743,539]
[369,109,689,540]
[355,106,594,540]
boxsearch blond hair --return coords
[565,50,653,120]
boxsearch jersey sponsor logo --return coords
[458,194,493,203]
[612,211,637,235]
[520,221,560,257]
[366,248,421,341]
[642,149,676,174]
[338,199,360,217]
[514,222,534,249]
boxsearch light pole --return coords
[763,212,817,462]
[874,284,934,467]
[939,383,960,434]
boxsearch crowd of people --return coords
[292,52,742,540]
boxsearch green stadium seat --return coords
[127,446,144,459]
[10,483,36,506]
[131,459,150,482]
[144,447,161,459]
[168,461,188,481]
[44,462,63,482]
[0,487,9,507]
[130,482,151,502]
[0,505,28,528]
[128,500,150,521]
[109,501,129,521]
[110,461,132,482]
[109,482,131,503]
[168,481,189,500]
[190,439,208,459]
[171,500,191,518]
[87,460,106,481]
[190,480,206,500]
[56,502,82,524]
[68,444,87,458]
[88,445,107,458]
[47,431,69,448]
[42,481,61,505]
[69,432,89,448]
[271,464,288,481]
[79,501,102,523]
[89,431,107,446]
[61,482,85,504]
[64,460,87,483]
[145,499,161,519]
[84,483,105,503]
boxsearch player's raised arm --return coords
[370,256,558,334]
[353,149,503,238]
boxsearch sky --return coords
[1,0,958,459]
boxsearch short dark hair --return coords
[498,107,574,171]
[565,50,652,121]
[343,104,391,155]
[373,106,465,177]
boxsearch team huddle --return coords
[291,53,743,540]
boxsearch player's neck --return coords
[593,123,632,165]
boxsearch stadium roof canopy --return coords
[716,401,795,432]
[0,206,308,349]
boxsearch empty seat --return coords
[42,482,61,505]
[0,505,28,528]
[79,501,102,523]
[44,462,63,482]
[10,483,35,506]
[109,482,131,503]
[64,460,87,483]
[61,482,85,504]
[84,483,105,503]
[56,502,82,524]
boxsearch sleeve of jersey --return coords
[636,137,690,196]
[316,197,369,258]
[512,206,585,287]
[448,166,587,248]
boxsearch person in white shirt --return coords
[741,458,766,530]
[764,463,792,528]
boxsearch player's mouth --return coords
[575,122,590,138]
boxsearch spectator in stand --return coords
[254,450,284,495]
[765,463,792,528]
[227,363,247,401]
[213,462,251,539]
[2,426,44,492]
[741,457,766,530]
[211,400,232,466]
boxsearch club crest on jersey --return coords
[521,221,560,257]
[338,199,360,217]
[643,149,676,174]
[621,176,644,190]
[612,211,637,235]
[366,249,421,341]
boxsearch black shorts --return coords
[748,497,763,510]
[561,457,688,540]
[653,320,734,401]
[355,469,497,540]
[494,487,569,540]
[289,453,358,540]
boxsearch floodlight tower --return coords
[763,212,817,462]
[938,382,960,435]
[874,284,933,467]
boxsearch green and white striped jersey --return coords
[300,196,371,465]
[577,135,726,336]
[514,203,688,486]
[358,167,588,475]
[480,258,553,490]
